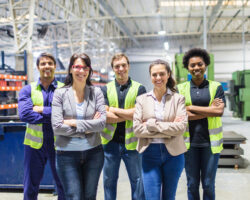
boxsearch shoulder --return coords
[54,86,69,96]
[136,92,148,103]
[172,92,186,102]
[209,80,221,87]
[92,86,103,95]
[19,84,31,95]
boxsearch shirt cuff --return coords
[42,106,51,117]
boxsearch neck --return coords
[153,87,167,102]
[116,77,128,86]
[72,81,86,103]
[72,81,86,93]
[192,77,204,86]
[40,77,54,90]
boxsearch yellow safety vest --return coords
[23,81,64,149]
[177,80,223,154]
[101,80,141,150]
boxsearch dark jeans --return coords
[142,144,184,200]
[56,145,104,200]
[185,146,220,200]
[23,139,65,200]
[103,140,145,200]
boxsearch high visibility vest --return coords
[101,80,141,150]
[177,80,223,154]
[23,81,64,149]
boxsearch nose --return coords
[156,74,161,79]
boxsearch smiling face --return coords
[112,56,130,84]
[150,64,170,90]
[37,56,56,80]
[70,58,90,84]
[188,56,207,81]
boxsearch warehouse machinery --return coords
[228,70,250,121]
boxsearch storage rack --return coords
[0,74,27,117]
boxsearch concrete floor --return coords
[1,107,250,200]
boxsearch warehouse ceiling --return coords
[0,0,250,70]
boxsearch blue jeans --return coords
[142,144,184,200]
[185,146,220,200]
[56,145,104,200]
[103,140,145,200]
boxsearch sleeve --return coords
[100,85,109,106]
[76,87,107,133]
[215,85,226,105]
[18,85,50,124]
[145,95,188,137]
[133,95,171,138]
[42,106,52,117]
[137,85,147,96]
[51,89,82,137]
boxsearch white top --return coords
[147,88,173,143]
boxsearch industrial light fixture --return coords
[164,42,169,51]
[158,30,166,35]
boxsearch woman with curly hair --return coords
[178,48,225,200]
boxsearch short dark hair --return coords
[111,53,129,68]
[149,59,176,92]
[183,48,210,69]
[36,53,56,67]
[64,53,93,86]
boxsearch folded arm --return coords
[76,88,106,133]
[145,96,188,137]
[187,98,225,120]
[51,89,83,137]
[18,85,51,124]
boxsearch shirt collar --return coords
[190,79,208,88]
[37,78,57,89]
[147,88,173,101]
[115,77,131,88]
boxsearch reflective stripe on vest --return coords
[23,81,64,149]
[101,80,141,150]
[177,80,223,154]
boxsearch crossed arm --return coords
[105,106,134,123]
[187,98,225,121]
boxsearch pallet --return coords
[218,131,247,169]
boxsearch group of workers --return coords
[18,47,225,200]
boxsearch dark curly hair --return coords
[182,48,210,69]
[64,53,93,87]
[149,59,176,92]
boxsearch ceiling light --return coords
[164,42,169,50]
[158,30,166,35]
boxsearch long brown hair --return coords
[149,59,176,92]
[64,53,93,87]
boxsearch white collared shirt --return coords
[147,89,172,143]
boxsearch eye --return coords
[198,62,204,67]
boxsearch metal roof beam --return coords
[96,0,141,47]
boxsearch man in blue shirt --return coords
[18,53,64,200]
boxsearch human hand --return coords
[211,98,223,107]
[33,106,44,113]
[105,105,109,111]
[93,112,101,119]
[186,106,192,112]
[174,115,186,122]
[64,119,77,127]
[109,107,117,114]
